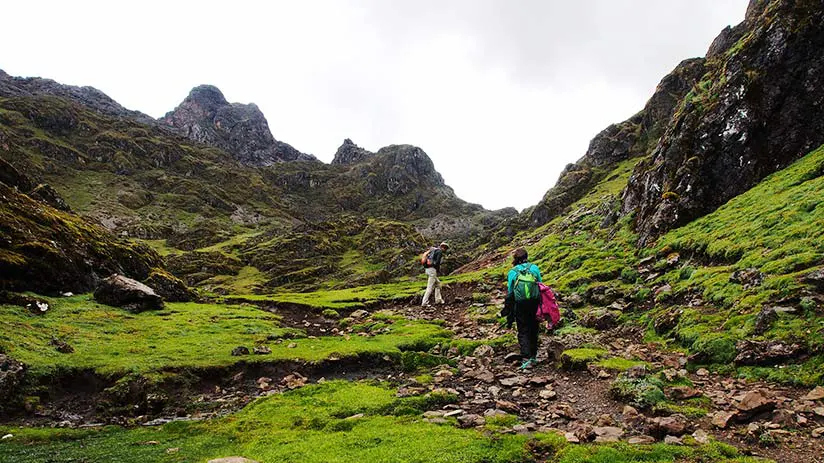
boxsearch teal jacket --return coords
[507,262,542,294]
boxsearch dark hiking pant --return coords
[514,299,540,358]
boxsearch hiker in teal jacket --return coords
[506,248,542,370]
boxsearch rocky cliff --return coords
[622,0,824,243]
[529,58,706,227]
[160,85,316,165]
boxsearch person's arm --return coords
[532,264,542,283]
[507,269,516,294]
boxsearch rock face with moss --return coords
[0,69,156,125]
[623,0,824,243]
[0,160,164,293]
[529,58,705,227]
[160,85,316,165]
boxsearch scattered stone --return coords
[287,343,297,349]
[94,274,164,313]
[667,386,701,400]
[730,268,763,289]
[735,340,805,366]
[281,373,307,390]
[653,415,690,436]
[512,424,531,434]
[1,434,12,440]
[208,458,260,463]
[696,368,710,377]
[753,307,778,334]
[594,414,616,427]
[495,400,520,414]
[423,411,445,418]
[664,435,683,445]
[566,293,584,308]
[503,352,522,363]
[50,338,74,354]
[802,386,824,401]
[654,284,673,299]
[349,309,369,319]
[692,429,711,444]
[812,427,824,438]
[529,376,551,386]
[231,346,250,356]
[252,346,271,355]
[736,390,777,417]
[771,409,795,427]
[814,407,824,417]
[712,412,735,429]
[628,435,656,445]
[443,409,463,418]
[593,426,624,443]
[626,365,648,378]
[500,376,526,387]
[563,432,580,443]
[483,408,508,418]
[475,369,495,383]
[653,309,682,335]
[801,268,824,291]
[580,309,619,330]
[473,345,494,358]
[539,389,557,400]
[597,370,611,379]
[457,414,484,428]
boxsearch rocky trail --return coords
[390,288,824,463]
[3,286,823,463]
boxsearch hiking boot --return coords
[518,357,537,370]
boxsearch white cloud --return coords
[1,0,748,210]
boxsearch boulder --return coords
[651,414,690,436]
[712,411,735,429]
[94,274,164,312]
[753,306,778,334]
[0,354,26,412]
[143,269,195,302]
[736,390,777,419]
[734,340,805,366]
[802,268,824,292]
[580,309,619,330]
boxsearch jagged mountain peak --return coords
[332,138,374,165]
[160,85,316,166]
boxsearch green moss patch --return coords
[0,294,452,377]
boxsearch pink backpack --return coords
[536,283,561,327]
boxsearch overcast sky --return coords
[3,0,748,211]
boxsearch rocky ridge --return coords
[623,0,824,243]
[160,85,316,165]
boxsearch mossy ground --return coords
[0,295,452,377]
[0,381,764,463]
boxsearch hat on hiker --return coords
[439,242,449,249]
